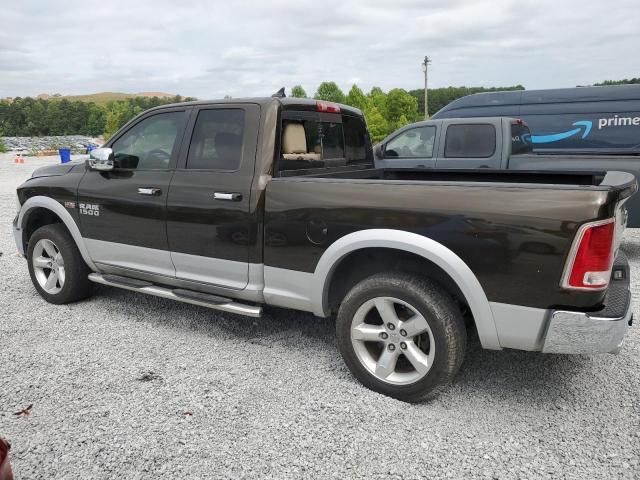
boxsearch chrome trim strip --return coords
[88,273,262,317]
[17,196,98,271]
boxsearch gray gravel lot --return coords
[1,154,639,479]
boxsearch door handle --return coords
[213,192,242,201]
[137,187,161,196]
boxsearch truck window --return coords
[279,114,371,174]
[111,111,185,170]
[511,122,533,155]
[444,124,496,158]
[385,126,436,158]
[186,109,245,170]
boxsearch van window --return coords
[186,109,245,170]
[444,124,496,158]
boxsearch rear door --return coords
[378,124,437,169]
[166,104,260,289]
[434,120,501,168]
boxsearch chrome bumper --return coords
[543,255,632,354]
[13,215,24,257]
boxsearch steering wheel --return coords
[144,149,171,167]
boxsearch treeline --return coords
[294,83,524,142]
[594,78,640,86]
[0,95,196,139]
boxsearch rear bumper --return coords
[542,255,632,354]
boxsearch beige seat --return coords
[282,123,321,161]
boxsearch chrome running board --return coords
[88,273,262,318]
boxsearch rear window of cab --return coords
[277,111,372,176]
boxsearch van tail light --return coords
[562,219,615,290]
[316,101,341,113]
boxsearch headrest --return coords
[282,123,307,154]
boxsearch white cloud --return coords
[0,0,638,98]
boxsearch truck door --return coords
[77,108,188,276]
[166,104,260,289]
[434,121,502,169]
[378,125,437,169]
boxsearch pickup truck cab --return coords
[373,116,532,170]
[13,97,637,402]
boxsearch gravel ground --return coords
[1,154,639,479]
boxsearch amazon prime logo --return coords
[529,121,593,144]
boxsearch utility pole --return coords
[422,56,431,119]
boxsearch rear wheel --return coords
[336,273,466,402]
[27,224,93,304]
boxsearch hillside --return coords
[37,91,178,104]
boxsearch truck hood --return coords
[30,162,82,179]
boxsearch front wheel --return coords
[27,224,93,304]
[336,273,466,402]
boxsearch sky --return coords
[1,0,639,99]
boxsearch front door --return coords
[379,125,437,169]
[77,108,188,276]
[166,104,259,289]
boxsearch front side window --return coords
[187,109,245,170]
[111,111,185,169]
[385,126,436,158]
[444,124,496,158]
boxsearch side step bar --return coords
[88,273,262,318]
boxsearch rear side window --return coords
[444,124,496,158]
[511,122,533,154]
[343,115,370,164]
[187,109,245,170]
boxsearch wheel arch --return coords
[313,229,501,350]
[18,196,97,271]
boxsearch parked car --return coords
[430,84,640,226]
[13,97,636,402]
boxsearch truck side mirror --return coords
[86,148,114,171]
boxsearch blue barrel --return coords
[58,148,71,163]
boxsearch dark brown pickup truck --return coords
[14,96,637,401]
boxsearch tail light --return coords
[562,218,615,290]
[316,101,341,113]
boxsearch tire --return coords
[27,224,93,304]
[336,273,466,402]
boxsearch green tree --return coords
[385,88,418,130]
[345,84,370,112]
[593,78,640,86]
[314,81,345,103]
[365,106,389,143]
[291,85,308,98]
